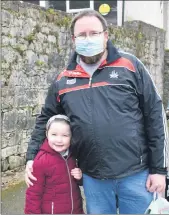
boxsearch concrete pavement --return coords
[2,181,27,215]
[1,181,86,215]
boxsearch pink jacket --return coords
[24,139,83,214]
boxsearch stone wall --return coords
[1,1,167,172]
[163,50,169,108]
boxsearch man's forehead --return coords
[74,16,103,32]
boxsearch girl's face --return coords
[47,121,71,153]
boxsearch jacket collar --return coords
[40,139,72,157]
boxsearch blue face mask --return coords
[75,35,104,57]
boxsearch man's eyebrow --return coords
[77,30,102,34]
[77,31,87,34]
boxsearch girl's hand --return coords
[71,168,82,180]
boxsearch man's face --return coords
[73,16,108,64]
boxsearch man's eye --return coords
[92,32,98,35]
[79,34,85,38]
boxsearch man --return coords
[25,10,168,214]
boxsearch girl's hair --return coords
[46,115,70,132]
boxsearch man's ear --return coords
[72,35,75,42]
[104,30,109,40]
[46,131,48,138]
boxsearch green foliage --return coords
[35,60,45,67]
[7,34,12,39]
[55,16,72,28]
[14,45,24,56]
[45,8,58,22]
[24,33,35,43]
[53,32,61,53]
[46,8,58,15]
[34,24,41,33]
[6,8,19,16]
[137,32,143,40]
[45,7,71,28]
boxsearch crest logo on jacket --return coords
[110,70,118,79]
[66,78,76,85]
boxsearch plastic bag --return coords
[145,193,169,214]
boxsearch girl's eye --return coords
[63,134,69,137]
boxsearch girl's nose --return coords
[56,136,62,142]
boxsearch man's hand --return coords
[25,160,37,187]
[146,174,166,193]
[71,168,82,180]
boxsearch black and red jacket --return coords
[26,40,168,178]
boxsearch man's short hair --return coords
[70,9,108,36]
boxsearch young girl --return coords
[24,115,84,214]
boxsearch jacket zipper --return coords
[89,77,92,87]
[65,159,74,214]
[51,202,54,214]
[140,155,143,165]
[138,144,142,165]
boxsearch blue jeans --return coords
[83,169,153,214]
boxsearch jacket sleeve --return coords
[24,158,45,214]
[26,79,64,162]
[76,177,83,186]
[136,58,168,175]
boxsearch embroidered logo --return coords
[110,70,118,79]
[66,78,76,85]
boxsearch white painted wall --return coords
[163,1,169,48]
[118,1,163,28]
[117,1,123,27]
[117,1,169,48]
